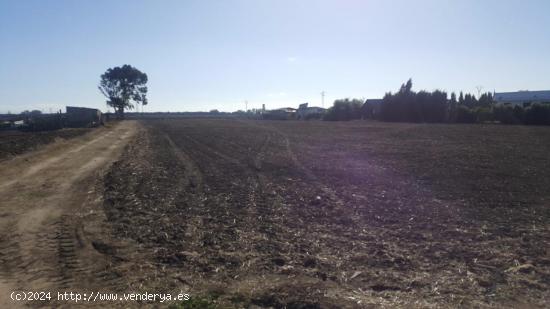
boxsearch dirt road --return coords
[0,121,138,308]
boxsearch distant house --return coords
[66,106,103,127]
[361,99,383,119]
[263,107,297,120]
[13,120,25,127]
[296,103,326,120]
[0,116,25,130]
[494,91,550,107]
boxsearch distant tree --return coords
[450,92,457,105]
[427,90,449,122]
[455,106,476,123]
[463,93,477,108]
[524,104,550,125]
[478,92,494,107]
[448,92,458,122]
[209,109,220,114]
[474,107,493,122]
[458,92,464,105]
[400,78,413,94]
[493,104,522,124]
[98,64,148,119]
[379,80,448,123]
[513,105,525,123]
[324,98,363,121]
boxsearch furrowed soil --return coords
[101,119,550,308]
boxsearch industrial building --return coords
[494,91,550,106]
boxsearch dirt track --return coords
[0,121,138,308]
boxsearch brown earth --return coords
[0,128,92,161]
[101,119,550,308]
[0,121,138,308]
[1,119,550,308]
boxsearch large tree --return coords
[98,65,148,118]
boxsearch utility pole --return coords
[245,100,248,112]
[320,91,325,108]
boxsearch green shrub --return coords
[474,107,493,123]
[455,106,476,123]
[524,103,550,125]
[324,98,363,121]
[492,104,522,124]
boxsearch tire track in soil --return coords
[245,121,361,233]
[112,120,416,306]
[163,124,287,274]
[231,122,383,295]
[174,121,363,306]
[55,216,79,289]
[0,121,138,308]
[173,133,253,255]
[172,122,336,268]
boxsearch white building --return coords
[297,103,326,119]
[494,90,550,106]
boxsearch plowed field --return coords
[102,119,550,308]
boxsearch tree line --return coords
[324,79,550,125]
[323,98,363,121]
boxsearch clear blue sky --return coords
[1,0,549,113]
